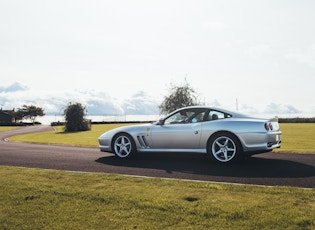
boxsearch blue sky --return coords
[1,0,315,117]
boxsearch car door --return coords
[150,122,202,149]
[150,108,207,150]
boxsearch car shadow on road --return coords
[95,152,315,179]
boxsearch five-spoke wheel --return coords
[113,133,136,158]
[208,133,242,163]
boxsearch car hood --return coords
[99,123,152,139]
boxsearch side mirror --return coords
[157,118,164,125]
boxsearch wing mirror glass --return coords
[157,118,164,125]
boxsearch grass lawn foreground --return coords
[0,166,314,229]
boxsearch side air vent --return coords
[137,136,150,148]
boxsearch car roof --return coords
[177,106,252,118]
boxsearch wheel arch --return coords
[111,131,135,146]
[208,130,244,153]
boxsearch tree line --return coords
[6,105,45,124]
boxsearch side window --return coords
[164,109,207,125]
[207,110,231,121]
[164,111,188,125]
[191,111,206,123]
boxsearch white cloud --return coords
[0,82,28,92]
[239,104,259,115]
[0,83,160,116]
[122,91,159,115]
[264,103,300,115]
[1,82,314,119]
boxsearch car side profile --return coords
[98,106,282,163]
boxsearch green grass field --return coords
[1,166,314,229]
[6,123,315,153]
[273,123,315,153]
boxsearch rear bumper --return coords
[266,132,282,149]
[240,131,282,154]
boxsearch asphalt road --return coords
[1,125,315,188]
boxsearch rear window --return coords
[206,110,232,121]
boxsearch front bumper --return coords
[98,138,112,152]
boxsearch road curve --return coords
[1,125,315,188]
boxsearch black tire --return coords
[112,133,136,158]
[207,132,243,164]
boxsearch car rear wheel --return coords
[208,133,242,163]
[113,133,136,158]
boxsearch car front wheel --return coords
[113,133,136,158]
[208,133,242,163]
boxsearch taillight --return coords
[264,123,273,131]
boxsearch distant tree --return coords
[64,102,91,132]
[159,79,200,114]
[15,105,45,123]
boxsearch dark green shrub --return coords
[64,102,91,132]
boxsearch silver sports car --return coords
[98,106,282,163]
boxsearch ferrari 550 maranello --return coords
[98,106,282,163]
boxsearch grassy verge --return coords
[8,123,315,153]
[0,166,314,230]
[8,124,134,147]
[0,126,21,132]
[273,123,315,153]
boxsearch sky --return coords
[1,0,315,118]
